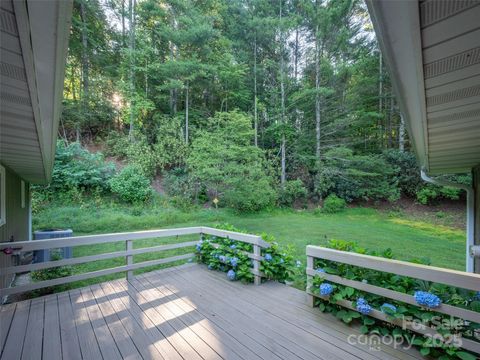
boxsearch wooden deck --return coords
[0,264,422,360]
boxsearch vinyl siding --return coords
[0,165,30,289]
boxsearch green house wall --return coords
[0,165,30,289]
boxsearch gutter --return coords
[420,170,476,273]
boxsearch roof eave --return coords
[365,0,430,173]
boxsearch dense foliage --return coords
[187,111,277,211]
[311,240,479,359]
[109,165,152,203]
[57,0,470,210]
[47,141,115,193]
[196,224,297,283]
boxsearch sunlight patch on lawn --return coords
[387,217,464,242]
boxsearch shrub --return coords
[315,147,400,202]
[163,168,197,199]
[43,141,115,193]
[109,165,152,203]
[31,251,72,295]
[125,140,159,178]
[321,194,346,213]
[279,179,308,207]
[383,149,422,197]
[196,224,296,283]
[105,131,131,158]
[311,239,479,359]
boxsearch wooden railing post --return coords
[306,255,314,307]
[126,239,133,280]
[253,244,261,285]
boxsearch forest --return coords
[41,0,469,211]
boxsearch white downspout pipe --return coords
[420,169,475,273]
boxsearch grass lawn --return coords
[30,200,466,293]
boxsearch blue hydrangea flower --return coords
[474,291,480,301]
[356,298,372,315]
[230,244,236,250]
[414,291,442,308]
[356,297,367,306]
[195,241,203,252]
[380,303,397,313]
[207,264,214,270]
[295,260,302,268]
[264,254,273,262]
[219,255,227,263]
[316,268,326,274]
[279,258,284,264]
[230,257,238,267]
[227,270,236,281]
[319,283,334,296]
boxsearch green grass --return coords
[30,200,465,295]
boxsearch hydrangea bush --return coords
[195,224,296,283]
[311,239,479,360]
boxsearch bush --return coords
[109,165,152,203]
[383,149,422,197]
[315,147,400,203]
[196,224,296,283]
[125,140,159,178]
[163,168,197,200]
[311,239,479,360]
[279,179,308,207]
[31,251,72,295]
[321,194,346,213]
[43,141,115,194]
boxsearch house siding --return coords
[0,165,30,289]
[474,166,480,274]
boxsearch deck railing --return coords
[306,245,480,354]
[0,227,270,297]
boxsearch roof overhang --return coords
[0,0,73,183]
[366,0,480,175]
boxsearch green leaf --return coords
[360,325,369,334]
[318,303,326,312]
[345,287,355,297]
[363,317,375,325]
[420,347,430,356]
[336,310,347,319]
[470,301,480,312]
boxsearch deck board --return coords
[1,264,424,360]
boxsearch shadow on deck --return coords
[0,264,422,360]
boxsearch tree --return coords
[187,111,276,211]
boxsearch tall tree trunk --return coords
[315,25,321,163]
[169,42,177,116]
[121,0,126,47]
[378,51,383,148]
[185,80,189,144]
[279,1,286,187]
[253,34,258,147]
[399,113,405,152]
[388,94,394,148]
[294,27,301,132]
[128,0,136,142]
[80,0,89,143]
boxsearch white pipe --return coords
[420,169,474,273]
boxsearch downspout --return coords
[420,169,475,273]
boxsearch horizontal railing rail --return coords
[306,245,480,354]
[0,227,270,297]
